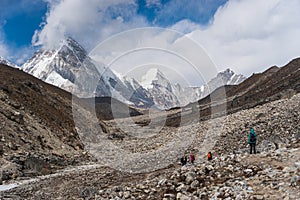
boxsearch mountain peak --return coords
[219,68,234,76]
[56,37,87,61]
[215,68,246,86]
[60,37,84,50]
[140,68,166,89]
[147,68,164,77]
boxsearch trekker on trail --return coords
[248,128,257,154]
[180,156,185,166]
[190,154,195,164]
[180,156,188,166]
[184,156,188,165]
[207,152,212,161]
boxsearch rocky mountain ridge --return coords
[19,37,245,109]
[22,37,155,108]
[136,67,246,109]
[161,57,300,127]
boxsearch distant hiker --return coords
[207,152,212,161]
[184,156,188,165]
[204,167,210,175]
[248,128,257,154]
[180,156,185,166]
[190,154,195,164]
[180,156,187,166]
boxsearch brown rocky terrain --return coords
[0,64,142,183]
[1,58,300,199]
[1,81,299,199]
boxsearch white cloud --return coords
[33,0,148,50]
[0,42,34,66]
[90,28,217,87]
[186,0,300,76]
[13,47,35,65]
[169,19,203,34]
[33,0,300,84]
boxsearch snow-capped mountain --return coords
[122,77,154,107]
[23,38,99,96]
[181,68,247,104]
[140,68,180,109]
[0,56,18,68]
[137,68,246,109]
[22,37,154,108]
[208,68,246,89]
[21,37,245,110]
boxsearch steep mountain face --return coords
[122,77,154,107]
[177,86,207,106]
[0,56,18,68]
[140,68,180,109]
[22,38,154,108]
[22,38,100,96]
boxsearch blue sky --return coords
[1,0,300,79]
[0,0,47,47]
[137,0,227,26]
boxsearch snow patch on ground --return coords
[0,184,18,192]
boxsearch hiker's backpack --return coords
[250,133,256,143]
[207,152,212,160]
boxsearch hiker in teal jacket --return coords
[248,128,257,154]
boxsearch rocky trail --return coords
[0,163,104,192]
[1,144,299,199]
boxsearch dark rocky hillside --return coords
[0,64,91,181]
[0,64,145,182]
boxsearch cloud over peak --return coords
[32,0,147,50]
[29,0,300,79]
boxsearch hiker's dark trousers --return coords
[250,143,256,154]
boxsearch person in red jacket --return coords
[190,154,195,164]
[207,152,212,161]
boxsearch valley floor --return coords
[1,146,299,199]
[1,94,300,199]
